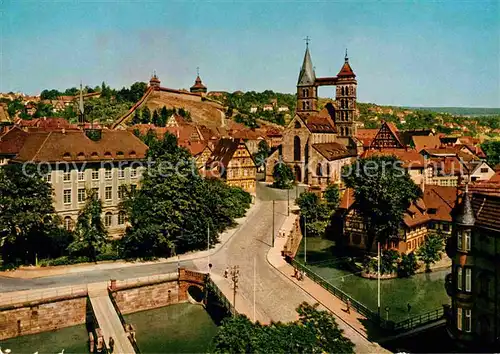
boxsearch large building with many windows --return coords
[445,186,500,351]
[11,129,148,237]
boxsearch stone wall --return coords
[111,280,181,315]
[0,295,87,340]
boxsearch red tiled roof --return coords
[205,138,242,170]
[13,130,148,162]
[412,135,441,152]
[191,76,206,90]
[471,193,500,231]
[0,127,29,156]
[302,104,336,133]
[312,142,356,161]
[337,61,356,78]
[361,148,425,168]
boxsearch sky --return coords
[1,0,499,107]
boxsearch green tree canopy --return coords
[296,192,331,238]
[68,189,108,261]
[416,232,444,272]
[272,162,294,189]
[481,140,500,167]
[324,183,340,211]
[0,164,60,265]
[342,155,421,250]
[210,302,354,353]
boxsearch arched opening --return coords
[64,216,73,231]
[294,136,301,161]
[187,285,204,303]
[294,165,302,182]
[316,163,323,176]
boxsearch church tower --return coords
[296,42,318,116]
[334,51,357,137]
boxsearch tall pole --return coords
[377,241,381,319]
[253,257,256,322]
[304,216,307,264]
[272,200,275,247]
[207,224,210,273]
[287,188,290,216]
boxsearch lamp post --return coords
[287,188,290,216]
[377,242,381,319]
[304,216,307,264]
[272,200,275,247]
[230,265,240,314]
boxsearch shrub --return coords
[398,252,419,277]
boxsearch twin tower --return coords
[296,44,357,138]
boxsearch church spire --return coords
[297,39,316,87]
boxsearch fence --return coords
[291,259,444,333]
[0,284,88,307]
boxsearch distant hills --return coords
[404,107,500,116]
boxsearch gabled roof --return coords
[412,135,441,152]
[370,121,404,149]
[205,138,242,170]
[312,142,355,161]
[297,46,316,86]
[356,128,379,148]
[361,148,425,168]
[13,130,148,162]
[471,193,500,231]
[0,126,29,156]
[298,103,336,133]
[399,129,433,147]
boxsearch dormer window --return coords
[77,152,85,160]
[104,151,112,158]
[129,150,136,158]
[63,152,71,160]
[117,151,124,158]
[91,152,99,159]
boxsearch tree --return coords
[152,109,160,126]
[131,109,142,125]
[40,89,62,100]
[253,140,269,168]
[0,164,60,265]
[342,156,421,250]
[296,192,330,238]
[68,189,107,261]
[481,140,500,167]
[141,107,152,124]
[324,183,340,211]
[398,252,419,277]
[120,132,251,258]
[160,106,169,127]
[416,233,444,272]
[211,302,354,353]
[381,249,399,274]
[272,161,294,189]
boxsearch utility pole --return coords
[272,200,275,247]
[207,224,211,274]
[377,241,381,319]
[230,265,240,315]
[287,188,290,216]
[304,216,307,264]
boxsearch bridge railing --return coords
[291,259,444,332]
[112,273,178,289]
[393,307,444,331]
[0,284,88,307]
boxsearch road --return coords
[0,182,304,293]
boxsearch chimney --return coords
[62,128,66,134]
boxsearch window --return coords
[130,167,138,178]
[465,268,472,292]
[44,174,52,184]
[130,184,137,193]
[104,212,112,227]
[457,267,463,290]
[480,167,489,173]
[118,167,125,179]
[464,309,471,332]
[457,231,463,250]
[92,187,99,199]
[63,189,71,204]
[64,216,73,231]
[294,136,301,161]
[105,186,112,200]
[457,308,463,331]
[316,163,323,177]
[464,230,471,251]
[105,168,112,180]
[118,185,125,199]
[78,188,86,203]
[78,171,85,181]
[63,170,71,182]
[118,211,126,225]
[92,169,99,180]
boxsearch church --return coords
[266,44,360,190]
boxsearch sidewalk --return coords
[1,200,261,279]
[267,212,390,353]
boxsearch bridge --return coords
[88,283,136,354]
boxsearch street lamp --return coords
[230,265,240,314]
[304,216,307,264]
[272,199,275,247]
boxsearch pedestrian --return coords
[109,336,115,353]
[346,299,351,314]
[224,266,229,278]
[293,267,298,279]
[407,303,412,314]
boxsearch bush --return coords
[398,252,419,277]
